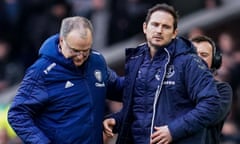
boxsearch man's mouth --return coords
[153,36,163,40]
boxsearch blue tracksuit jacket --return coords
[7,34,120,144]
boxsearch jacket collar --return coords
[127,37,196,60]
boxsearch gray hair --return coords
[59,16,93,39]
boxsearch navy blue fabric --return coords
[8,34,114,144]
[131,48,164,143]
[205,81,232,144]
[111,37,223,144]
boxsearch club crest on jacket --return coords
[94,70,102,82]
[94,70,105,87]
[165,65,175,79]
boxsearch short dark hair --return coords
[190,35,223,69]
[190,35,216,53]
[145,3,179,30]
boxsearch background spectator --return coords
[0,38,23,92]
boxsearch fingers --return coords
[151,131,165,144]
[103,128,113,137]
[151,136,169,144]
[103,118,116,137]
[103,130,114,138]
[151,127,160,139]
[150,126,172,144]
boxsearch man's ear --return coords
[172,29,178,39]
[59,37,64,48]
[59,37,63,43]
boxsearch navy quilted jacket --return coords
[111,37,222,144]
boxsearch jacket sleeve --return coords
[214,81,232,123]
[104,110,123,133]
[168,55,222,141]
[8,68,51,144]
[106,67,124,102]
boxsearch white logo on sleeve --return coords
[65,81,74,88]
[44,63,56,74]
[94,70,105,87]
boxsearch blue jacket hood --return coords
[38,34,75,68]
[170,36,196,57]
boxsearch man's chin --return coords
[74,61,84,67]
[150,41,163,47]
[150,40,170,49]
[151,43,164,49]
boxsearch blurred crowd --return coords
[0,0,223,70]
[213,31,240,144]
[1,0,240,144]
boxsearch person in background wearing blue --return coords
[7,16,122,144]
[103,3,223,144]
[191,35,232,144]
